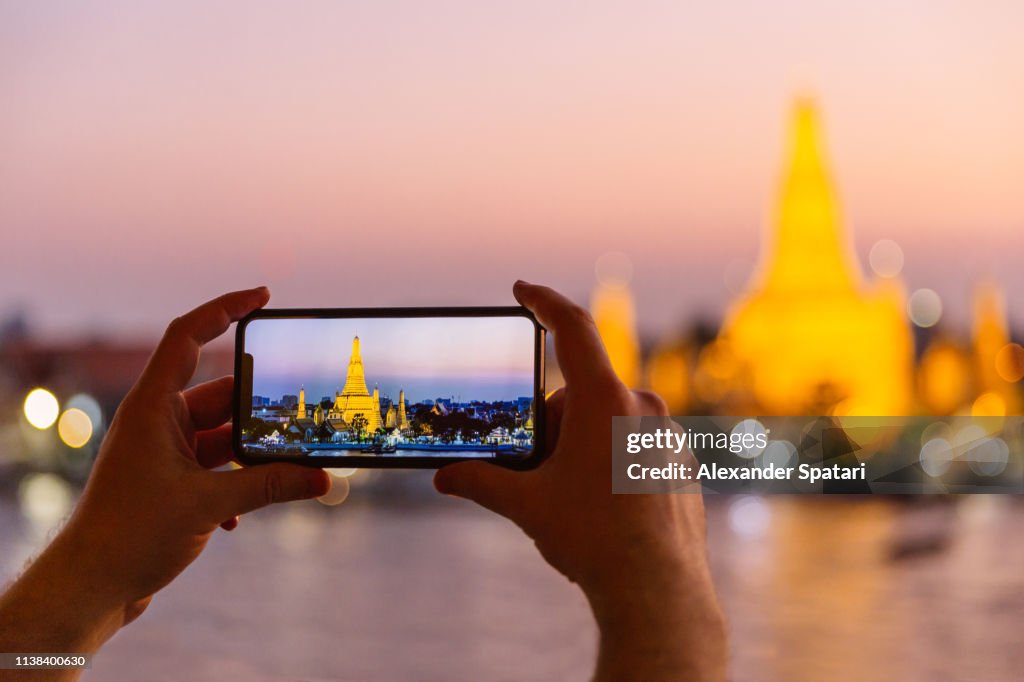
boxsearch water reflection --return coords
[0,477,1021,681]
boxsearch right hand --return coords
[435,281,727,681]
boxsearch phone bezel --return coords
[232,306,546,469]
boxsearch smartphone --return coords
[233,307,546,469]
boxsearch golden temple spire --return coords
[341,335,370,397]
[297,386,306,419]
[758,98,859,294]
[970,279,1019,414]
[590,252,640,388]
[398,389,409,429]
[717,95,912,416]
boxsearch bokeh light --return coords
[919,438,953,477]
[23,388,60,429]
[994,343,1024,383]
[66,393,103,429]
[967,437,1009,477]
[731,419,768,459]
[57,408,94,448]
[317,474,351,506]
[761,440,796,470]
[971,391,1006,418]
[18,473,74,535]
[920,421,952,446]
[868,239,904,278]
[594,251,633,290]
[907,288,943,328]
[954,424,985,449]
[727,496,771,537]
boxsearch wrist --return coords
[0,526,128,654]
[582,550,728,681]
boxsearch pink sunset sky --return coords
[244,316,536,403]
[1,1,1022,340]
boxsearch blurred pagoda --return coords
[969,281,1021,415]
[591,253,642,388]
[710,98,913,415]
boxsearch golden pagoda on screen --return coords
[328,336,382,431]
[713,98,913,415]
[384,389,410,430]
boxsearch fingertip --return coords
[254,286,271,305]
[434,461,480,496]
[307,469,331,498]
[433,467,455,495]
[433,460,500,498]
[512,279,531,303]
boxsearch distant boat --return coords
[362,443,397,454]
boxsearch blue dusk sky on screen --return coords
[245,316,535,404]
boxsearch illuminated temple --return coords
[384,389,410,430]
[715,98,913,415]
[327,336,383,431]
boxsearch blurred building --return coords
[970,281,1021,416]
[591,255,641,388]
[914,280,1024,417]
[704,98,913,416]
[631,98,1023,418]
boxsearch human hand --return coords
[0,288,330,665]
[434,281,727,681]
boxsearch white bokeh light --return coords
[761,440,796,470]
[19,473,74,537]
[23,388,60,430]
[968,437,1009,477]
[730,419,768,459]
[919,438,953,477]
[908,288,943,328]
[868,239,904,278]
[727,496,771,537]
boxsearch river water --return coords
[1,473,1021,681]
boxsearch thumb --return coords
[210,464,331,518]
[434,461,528,521]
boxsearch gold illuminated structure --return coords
[591,253,641,388]
[970,281,1020,416]
[716,98,912,415]
[916,280,1022,416]
[645,339,690,413]
[385,389,410,430]
[297,386,306,419]
[592,284,640,388]
[328,336,382,432]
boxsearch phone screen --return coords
[235,309,544,467]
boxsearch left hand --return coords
[0,287,330,661]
